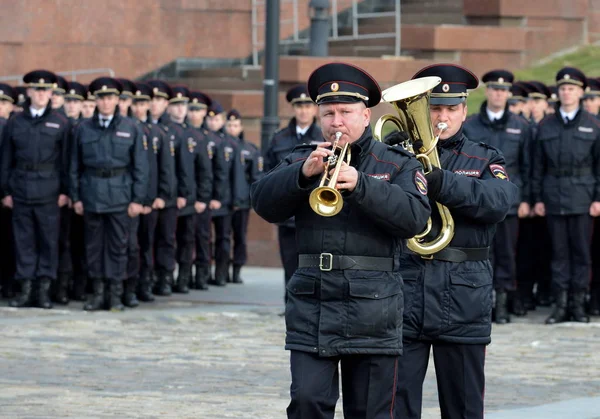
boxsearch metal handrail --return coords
[0,68,115,84]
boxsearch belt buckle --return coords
[319,253,333,271]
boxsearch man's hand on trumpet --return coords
[301,142,333,178]
[333,162,358,192]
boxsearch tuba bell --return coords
[374,76,455,256]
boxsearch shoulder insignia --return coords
[489,164,509,181]
[478,142,501,153]
[387,144,413,157]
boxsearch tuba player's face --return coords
[429,103,467,140]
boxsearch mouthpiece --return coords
[334,132,343,141]
[437,123,448,131]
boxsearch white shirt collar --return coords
[486,108,504,122]
[559,107,579,122]
[296,125,309,136]
[99,114,114,122]
[29,107,44,118]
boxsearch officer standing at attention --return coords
[117,78,136,117]
[69,77,148,311]
[532,67,600,324]
[81,88,96,119]
[51,75,68,115]
[252,62,431,419]
[463,69,532,323]
[394,64,518,419]
[0,83,14,120]
[225,109,263,284]
[0,70,71,309]
[263,85,322,301]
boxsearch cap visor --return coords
[430,97,466,106]
[317,95,365,106]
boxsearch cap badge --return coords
[153,87,159,94]
[442,83,450,93]
[136,90,141,96]
[177,92,182,98]
[498,77,504,84]
[300,93,306,98]
[209,111,215,116]
[331,82,339,92]
[192,98,198,103]
[564,74,571,80]
[40,78,45,84]
[552,93,557,100]
[229,115,235,120]
[102,85,107,90]
[70,89,75,94]
[0,90,3,95]
[586,86,591,92]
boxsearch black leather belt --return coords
[547,167,592,177]
[298,254,394,271]
[16,162,56,171]
[86,167,128,178]
[418,247,490,263]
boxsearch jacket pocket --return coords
[346,277,402,339]
[285,274,319,337]
[448,271,492,325]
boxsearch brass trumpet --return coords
[374,76,455,256]
[309,132,350,217]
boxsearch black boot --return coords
[232,264,244,284]
[509,291,527,316]
[545,290,569,324]
[123,277,140,308]
[71,274,88,301]
[37,277,53,309]
[587,287,600,316]
[109,281,124,311]
[211,260,227,286]
[495,291,510,324]
[54,273,70,305]
[137,273,155,302]
[153,270,172,296]
[195,265,209,290]
[175,264,191,293]
[9,279,34,308]
[226,262,232,283]
[571,291,590,323]
[83,278,105,311]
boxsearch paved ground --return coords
[0,267,599,418]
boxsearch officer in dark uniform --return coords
[532,67,600,324]
[225,109,263,283]
[146,80,192,296]
[168,86,213,293]
[53,81,88,305]
[463,70,532,323]
[205,100,243,286]
[0,83,16,298]
[547,85,559,114]
[394,64,518,419]
[526,81,551,124]
[129,82,174,302]
[117,78,135,117]
[69,77,148,311]
[0,70,71,309]
[187,91,226,289]
[51,75,68,114]
[13,86,27,114]
[81,87,96,119]
[264,85,322,301]
[252,62,431,419]
[507,81,529,117]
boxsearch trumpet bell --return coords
[309,186,344,217]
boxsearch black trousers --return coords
[138,210,159,279]
[12,201,60,281]
[0,207,16,291]
[591,217,600,289]
[288,350,398,419]
[154,206,178,272]
[517,216,552,299]
[278,226,298,302]
[395,340,486,419]
[70,211,86,277]
[58,206,72,274]
[195,209,212,266]
[232,209,250,266]
[176,214,196,266]
[212,214,232,264]
[491,215,519,291]
[547,214,592,292]
[126,215,140,279]
[84,211,130,282]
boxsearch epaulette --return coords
[478,142,501,153]
[387,144,414,157]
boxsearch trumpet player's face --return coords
[429,103,467,140]
[319,102,370,145]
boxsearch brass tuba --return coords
[374,76,455,256]
[309,132,350,217]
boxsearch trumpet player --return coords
[251,62,431,419]
[393,64,518,419]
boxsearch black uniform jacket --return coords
[1,102,69,205]
[69,112,148,214]
[236,131,264,210]
[400,130,518,345]
[210,129,244,218]
[463,102,531,214]
[532,108,600,215]
[264,118,323,228]
[251,127,431,356]
[177,125,213,217]
[137,120,174,207]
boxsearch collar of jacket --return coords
[94,107,121,129]
[288,117,319,140]
[23,98,52,120]
[438,126,465,150]
[479,100,510,128]
[348,125,376,165]
[554,102,584,126]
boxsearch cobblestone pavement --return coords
[0,267,599,418]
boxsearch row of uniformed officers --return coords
[0,71,263,311]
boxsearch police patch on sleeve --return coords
[489,164,509,180]
[414,171,428,195]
